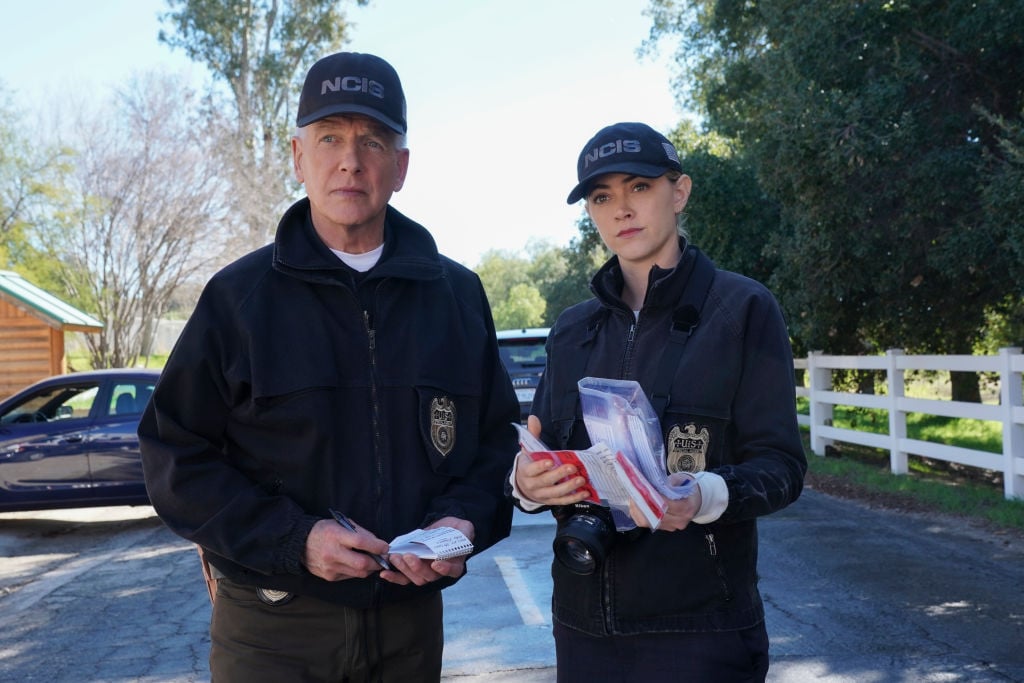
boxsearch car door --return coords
[85,378,155,493]
[0,381,101,498]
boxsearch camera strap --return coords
[555,306,606,448]
[553,248,716,448]
[649,249,715,419]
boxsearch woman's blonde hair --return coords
[665,171,690,239]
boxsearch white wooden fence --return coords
[794,347,1024,500]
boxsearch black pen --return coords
[328,508,393,571]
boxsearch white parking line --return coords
[493,555,548,626]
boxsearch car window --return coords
[499,340,547,371]
[107,381,157,417]
[0,383,100,424]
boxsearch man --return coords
[139,52,519,682]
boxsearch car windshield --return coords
[0,384,99,424]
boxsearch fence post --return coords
[999,347,1023,500]
[886,349,908,475]
[808,351,833,455]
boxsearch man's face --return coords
[292,115,409,244]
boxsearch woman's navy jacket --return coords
[529,241,807,635]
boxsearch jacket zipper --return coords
[604,315,640,632]
[363,309,384,503]
[364,309,384,599]
[619,318,638,379]
[704,530,733,602]
[602,561,614,635]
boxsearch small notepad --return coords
[388,527,474,560]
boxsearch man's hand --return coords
[303,518,392,581]
[381,516,475,587]
[514,415,591,506]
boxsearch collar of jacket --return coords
[271,198,445,285]
[589,237,704,313]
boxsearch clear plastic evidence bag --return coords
[514,377,695,531]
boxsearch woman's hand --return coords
[629,487,703,531]
[514,416,592,507]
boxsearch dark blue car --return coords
[0,369,159,512]
[496,328,549,423]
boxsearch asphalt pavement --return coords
[1,486,1022,682]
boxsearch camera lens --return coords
[556,537,599,574]
[553,511,613,575]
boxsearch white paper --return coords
[388,526,473,560]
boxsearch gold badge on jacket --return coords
[666,423,709,473]
[430,396,456,457]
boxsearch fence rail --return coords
[795,347,1024,500]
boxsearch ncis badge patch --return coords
[430,396,456,457]
[666,423,709,473]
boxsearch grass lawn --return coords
[798,400,1024,533]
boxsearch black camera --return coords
[552,502,617,575]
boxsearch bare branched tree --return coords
[160,0,366,251]
[0,85,71,270]
[41,71,228,368]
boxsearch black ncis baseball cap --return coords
[296,52,407,134]
[566,122,683,204]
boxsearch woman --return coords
[510,122,807,682]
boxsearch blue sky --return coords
[1,0,685,266]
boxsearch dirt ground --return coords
[805,469,938,514]
[803,467,1024,550]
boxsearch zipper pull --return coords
[705,531,718,557]
[364,310,375,350]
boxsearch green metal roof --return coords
[0,270,103,332]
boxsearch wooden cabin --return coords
[0,271,103,400]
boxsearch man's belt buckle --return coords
[256,587,294,605]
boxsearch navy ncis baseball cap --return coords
[566,122,683,204]
[296,52,407,134]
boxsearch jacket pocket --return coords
[611,528,729,621]
[416,385,480,477]
[662,405,731,472]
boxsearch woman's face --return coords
[585,172,692,270]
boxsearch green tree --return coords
[978,110,1024,348]
[160,0,366,248]
[669,120,781,288]
[476,248,531,308]
[648,1,1024,398]
[476,240,577,328]
[543,214,608,324]
[492,283,547,330]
